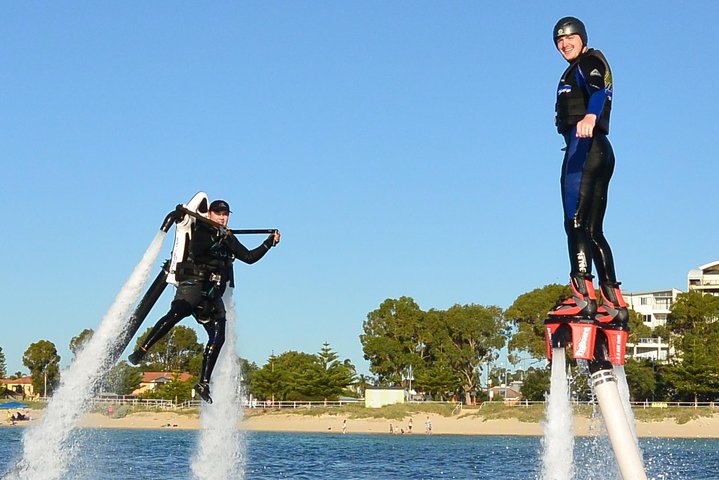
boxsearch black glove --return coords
[264,233,277,248]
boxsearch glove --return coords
[216,225,230,239]
[264,231,279,248]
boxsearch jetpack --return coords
[543,305,647,479]
[113,192,278,358]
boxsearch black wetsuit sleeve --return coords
[227,234,273,265]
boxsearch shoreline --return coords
[3,409,719,438]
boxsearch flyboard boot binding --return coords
[595,282,630,366]
[544,275,630,368]
[544,274,599,363]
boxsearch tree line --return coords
[3,285,719,403]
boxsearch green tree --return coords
[624,359,657,402]
[239,358,259,397]
[505,284,570,360]
[104,361,143,396]
[250,351,314,401]
[667,291,719,335]
[520,367,550,401]
[22,340,61,397]
[429,304,508,403]
[360,297,427,385]
[312,343,356,400]
[662,327,719,402]
[0,347,6,379]
[663,291,719,402]
[133,325,203,372]
[70,329,94,358]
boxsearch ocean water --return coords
[1,428,717,480]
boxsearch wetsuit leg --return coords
[198,299,227,385]
[585,134,617,284]
[135,280,202,354]
[561,134,594,276]
[561,132,616,280]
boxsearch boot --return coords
[194,382,213,404]
[128,347,146,366]
[596,282,629,327]
[549,274,597,318]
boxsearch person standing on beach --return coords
[549,17,629,335]
[425,416,432,435]
[128,199,281,404]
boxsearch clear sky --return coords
[3,2,718,377]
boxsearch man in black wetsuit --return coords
[128,199,280,403]
[548,17,628,329]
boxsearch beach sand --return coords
[4,408,718,438]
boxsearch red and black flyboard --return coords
[112,192,277,361]
[544,285,647,480]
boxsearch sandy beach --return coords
[4,408,718,438]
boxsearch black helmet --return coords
[553,16,587,46]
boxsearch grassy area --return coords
[248,403,457,420]
[248,401,718,425]
[631,406,715,424]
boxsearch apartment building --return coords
[688,260,719,295]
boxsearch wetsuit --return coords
[555,48,618,285]
[136,220,275,387]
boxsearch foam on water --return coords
[191,289,246,480]
[5,232,166,480]
[541,348,574,480]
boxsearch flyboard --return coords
[544,308,647,479]
[113,192,277,359]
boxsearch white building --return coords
[623,288,682,329]
[626,337,671,362]
[622,288,681,363]
[688,260,719,296]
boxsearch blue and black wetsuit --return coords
[555,48,618,285]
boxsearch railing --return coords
[81,397,719,411]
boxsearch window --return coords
[643,314,652,323]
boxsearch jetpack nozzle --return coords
[160,204,186,232]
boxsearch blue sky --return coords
[3,2,718,377]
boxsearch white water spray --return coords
[542,348,575,480]
[613,365,640,446]
[5,232,166,480]
[191,289,246,480]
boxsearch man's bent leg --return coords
[128,300,193,365]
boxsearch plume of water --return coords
[5,232,166,480]
[191,289,246,480]
[613,365,640,446]
[541,348,574,480]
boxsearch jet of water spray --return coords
[613,365,642,453]
[542,348,575,480]
[191,289,246,480]
[5,232,167,480]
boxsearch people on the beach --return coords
[128,199,280,404]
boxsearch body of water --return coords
[1,428,717,480]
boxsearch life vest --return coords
[555,48,612,135]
